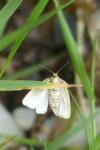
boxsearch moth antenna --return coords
[39,64,54,74]
[57,61,70,74]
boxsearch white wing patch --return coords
[36,90,48,114]
[22,90,38,109]
[59,89,71,119]
[50,89,71,119]
[22,90,48,114]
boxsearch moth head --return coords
[51,73,60,83]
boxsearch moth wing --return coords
[59,89,71,119]
[51,89,71,119]
[36,90,48,114]
[22,90,39,109]
[22,90,48,114]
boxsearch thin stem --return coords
[91,100,96,138]
[90,35,97,92]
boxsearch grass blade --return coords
[70,92,93,149]
[0,80,50,91]
[53,0,96,144]
[0,136,16,149]
[45,110,100,150]
[53,0,94,102]
[0,0,23,36]
[0,80,79,91]
[90,35,97,92]
[0,0,49,78]
[89,134,100,150]
[0,0,74,51]
[0,134,40,146]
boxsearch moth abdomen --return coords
[49,88,61,109]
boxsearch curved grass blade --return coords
[0,0,23,36]
[70,92,94,149]
[0,0,49,78]
[53,0,94,102]
[0,0,74,51]
[53,0,96,144]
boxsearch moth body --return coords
[22,73,73,119]
[47,73,70,118]
[49,73,62,108]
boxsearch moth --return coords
[22,63,82,119]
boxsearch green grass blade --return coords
[15,137,40,147]
[90,35,97,140]
[0,79,78,91]
[0,80,50,91]
[0,134,40,146]
[25,0,49,25]
[0,0,49,78]
[70,92,94,149]
[89,134,100,150]
[0,0,23,36]
[90,35,97,92]
[0,136,16,149]
[45,110,100,150]
[0,0,74,51]
[53,0,94,102]
[53,0,97,144]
